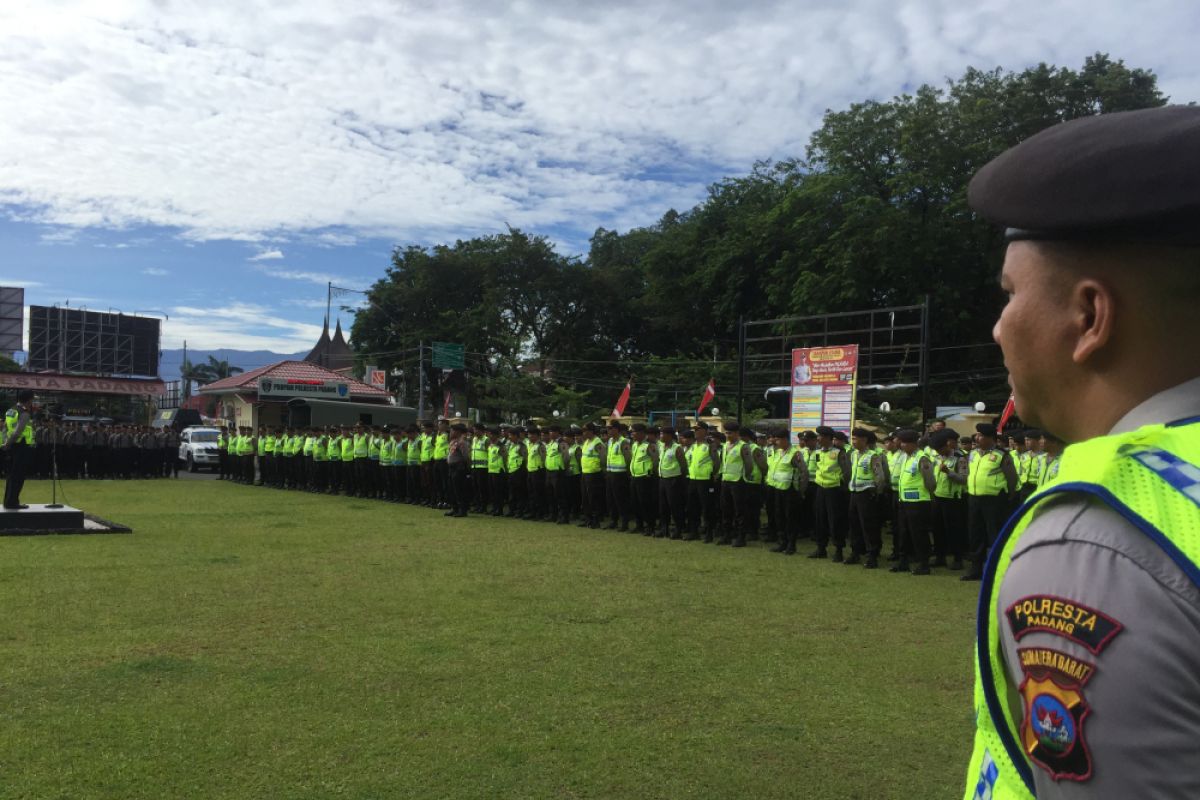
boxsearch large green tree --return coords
[354,54,1169,420]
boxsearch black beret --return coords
[1023,429,1043,439]
[851,427,871,438]
[969,106,1200,245]
[897,429,920,444]
[976,423,998,438]
[679,428,696,439]
[831,430,848,441]
[815,426,835,437]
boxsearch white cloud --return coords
[162,302,323,351]
[256,266,362,288]
[0,0,1196,247]
[248,248,284,261]
[0,278,43,288]
[141,267,169,276]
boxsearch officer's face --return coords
[994,242,1080,434]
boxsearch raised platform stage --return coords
[0,504,131,535]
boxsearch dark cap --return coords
[976,423,998,438]
[815,426,835,437]
[851,427,870,439]
[679,428,696,439]
[968,106,1200,245]
[897,428,920,444]
[831,430,848,442]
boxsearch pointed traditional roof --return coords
[303,316,355,372]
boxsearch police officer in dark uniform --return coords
[962,106,1200,798]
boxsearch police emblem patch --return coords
[1019,668,1093,781]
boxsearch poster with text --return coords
[789,345,859,443]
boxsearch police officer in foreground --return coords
[962,106,1200,798]
[3,390,35,509]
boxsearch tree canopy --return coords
[352,54,1169,422]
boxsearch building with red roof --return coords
[200,359,404,430]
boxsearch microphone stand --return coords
[47,420,63,509]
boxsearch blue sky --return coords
[2,0,1198,356]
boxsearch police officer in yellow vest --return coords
[3,389,35,510]
[962,422,1018,580]
[604,421,632,531]
[577,423,605,529]
[470,423,489,513]
[962,106,1200,798]
[809,425,851,560]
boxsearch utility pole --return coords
[417,340,427,420]
[182,339,189,400]
[735,315,746,423]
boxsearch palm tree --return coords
[179,357,206,399]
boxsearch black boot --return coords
[831,548,844,563]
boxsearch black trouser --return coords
[658,476,685,536]
[435,462,450,506]
[490,472,506,514]
[544,471,561,521]
[719,481,743,543]
[742,483,762,539]
[450,463,469,514]
[770,488,795,550]
[687,479,717,539]
[897,501,933,566]
[967,494,1009,571]
[507,469,526,514]
[408,463,423,502]
[582,473,605,524]
[813,485,847,551]
[605,472,631,526]
[631,476,656,531]
[3,442,30,508]
[472,468,489,510]
[932,496,966,561]
[847,489,881,556]
[568,474,582,518]
[527,470,545,518]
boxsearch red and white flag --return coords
[612,380,632,418]
[696,379,716,416]
[443,389,452,418]
[997,393,1016,434]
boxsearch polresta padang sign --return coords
[258,377,350,400]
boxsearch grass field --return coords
[0,479,978,799]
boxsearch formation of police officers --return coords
[0,421,181,481]
[217,416,1061,576]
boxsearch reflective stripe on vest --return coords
[341,437,355,460]
[434,433,450,460]
[814,448,842,489]
[969,450,1008,496]
[506,441,524,473]
[380,439,394,465]
[965,419,1200,800]
[606,438,627,472]
[420,434,434,463]
[487,443,504,474]
[686,442,713,480]
[526,441,543,472]
[545,442,563,472]
[934,453,964,499]
[5,408,33,445]
[568,444,582,475]
[899,454,930,503]
[721,442,744,482]
[580,439,602,474]
[849,450,876,492]
[744,443,763,485]
[471,438,489,469]
[767,447,796,490]
[659,442,682,478]
[630,441,653,478]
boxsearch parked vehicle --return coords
[178,426,222,472]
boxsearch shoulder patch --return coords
[1020,671,1093,782]
[1006,594,1123,654]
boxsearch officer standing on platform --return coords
[3,390,35,509]
[962,106,1200,798]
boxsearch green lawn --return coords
[0,479,977,799]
